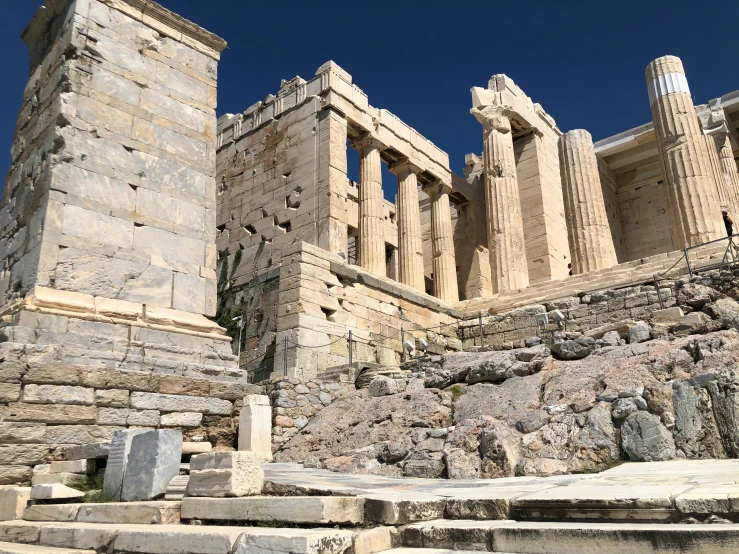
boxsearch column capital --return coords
[388,157,422,177]
[470,106,512,134]
[424,179,452,198]
[350,133,384,154]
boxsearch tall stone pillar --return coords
[389,160,424,291]
[352,135,385,276]
[559,130,618,274]
[472,106,529,293]
[716,134,739,217]
[426,181,459,303]
[647,55,723,247]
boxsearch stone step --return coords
[380,550,515,554]
[0,542,93,554]
[22,502,181,525]
[0,521,353,554]
[181,496,364,525]
[404,519,739,553]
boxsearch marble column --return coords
[647,55,723,247]
[472,106,529,293]
[715,133,739,217]
[352,135,385,276]
[426,181,459,303]
[559,129,618,274]
[389,160,425,291]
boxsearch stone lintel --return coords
[2,286,230,341]
[388,157,422,176]
[24,0,227,59]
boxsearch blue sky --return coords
[3,0,738,201]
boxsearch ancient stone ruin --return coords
[1,0,739,552]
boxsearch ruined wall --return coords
[459,281,675,349]
[618,177,674,261]
[0,0,222,317]
[275,243,461,380]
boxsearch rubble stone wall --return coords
[459,280,677,350]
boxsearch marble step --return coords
[0,542,93,554]
[380,550,515,554]
[403,519,739,553]
[180,496,365,525]
[0,521,353,554]
[22,502,181,525]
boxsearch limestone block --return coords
[651,307,685,327]
[353,526,393,554]
[0,424,46,445]
[133,226,204,267]
[188,451,263,497]
[93,389,129,408]
[0,385,20,404]
[160,412,203,427]
[172,273,206,314]
[238,395,272,462]
[30,484,84,501]
[130,392,232,415]
[49,460,90,475]
[62,205,134,249]
[31,474,78,486]
[76,501,181,524]
[112,526,244,554]
[22,385,94,406]
[22,503,80,522]
[181,496,365,524]
[121,430,183,502]
[232,528,354,554]
[182,442,212,455]
[63,443,109,461]
[102,429,150,500]
[0,487,31,521]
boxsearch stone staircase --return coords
[459,242,731,317]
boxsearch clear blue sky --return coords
[3,0,738,201]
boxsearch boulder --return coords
[575,402,619,468]
[550,340,593,360]
[379,441,408,464]
[121,430,183,502]
[515,411,549,434]
[479,422,521,478]
[620,412,676,462]
[677,283,719,310]
[705,370,739,457]
[601,331,621,347]
[443,448,480,479]
[628,322,651,344]
[369,377,400,397]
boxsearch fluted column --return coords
[389,159,425,291]
[716,133,739,216]
[425,180,459,303]
[559,129,618,274]
[647,55,723,247]
[352,135,385,276]
[472,106,529,293]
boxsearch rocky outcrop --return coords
[273,273,739,479]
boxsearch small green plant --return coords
[448,384,465,400]
[67,473,119,503]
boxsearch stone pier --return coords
[559,130,618,274]
[353,135,386,277]
[647,55,723,247]
[472,106,529,293]
[390,160,425,292]
[426,181,459,303]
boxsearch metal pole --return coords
[348,331,353,365]
[684,248,693,278]
[478,312,484,348]
[237,318,244,359]
[654,275,664,310]
[283,336,288,378]
[401,326,405,363]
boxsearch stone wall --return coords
[1,0,224,318]
[0,340,261,485]
[275,242,461,379]
[459,280,676,349]
[618,178,675,261]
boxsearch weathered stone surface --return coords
[130,393,232,415]
[515,412,549,434]
[121,430,183,502]
[677,283,720,309]
[0,405,97,425]
[103,429,150,500]
[443,448,480,479]
[238,395,272,462]
[368,377,400,397]
[188,451,263,497]
[64,443,109,461]
[160,412,203,427]
[550,340,594,360]
[0,487,31,521]
[628,322,651,344]
[76,501,181,524]
[30,484,84,501]
[621,412,676,462]
[706,370,739,457]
